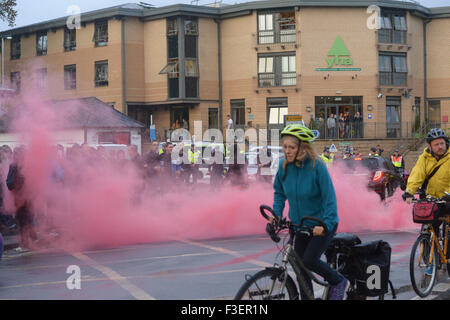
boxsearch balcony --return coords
[377,30,411,51]
[258,72,297,88]
[378,72,409,87]
[253,29,299,52]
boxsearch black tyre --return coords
[234,268,299,300]
[410,234,437,298]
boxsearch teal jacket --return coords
[273,157,339,232]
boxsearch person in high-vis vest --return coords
[320,146,333,168]
[391,149,405,176]
[187,144,202,184]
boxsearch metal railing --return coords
[379,72,407,86]
[258,72,297,87]
[308,121,448,140]
[378,29,407,44]
[258,29,296,44]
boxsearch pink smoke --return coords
[0,89,417,252]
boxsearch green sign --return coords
[316,36,361,71]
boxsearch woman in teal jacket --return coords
[273,124,348,300]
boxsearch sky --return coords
[1,0,450,31]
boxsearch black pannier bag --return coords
[349,240,392,297]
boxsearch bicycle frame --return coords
[277,226,330,300]
[428,217,450,265]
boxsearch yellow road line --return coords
[71,252,155,300]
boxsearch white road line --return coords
[71,252,155,300]
[175,238,272,268]
[177,238,325,297]
[432,282,450,292]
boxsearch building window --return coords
[185,59,198,98]
[64,28,76,51]
[386,96,401,138]
[258,10,296,44]
[167,18,177,36]
[93,20,108,47]
[258,53,296,87]
[208,108,218,129]
[10,72,20,92]
[184,19,198,36]
[98,132,130,145]
[428,100,441,125]
[10,36,21,60]
[378,11,407,44]
[379,53,407,86]
[94,60,108,87]
[267,98,288,125]
[231,100,246,127]
[36,31,47,56]
[35,68,47,89]
[64,64,76,90]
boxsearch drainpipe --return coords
[423,18,431,123]
[214,18,223,137]
[121,17,128,115]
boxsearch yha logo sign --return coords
[316,36,361,72]
[326,36,353,68]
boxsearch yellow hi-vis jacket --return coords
[406,148,450,198]
[320,154,333,167]
[188,149,201,164]
[391,155,403,168]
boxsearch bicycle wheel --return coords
[410,234,437,298]
[234,268,298,300]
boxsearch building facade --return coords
[1,0,449,143]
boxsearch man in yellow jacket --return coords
[403,128,450,203]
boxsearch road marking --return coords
[175,238,272,268]
[0,267,262,290]
[71,252,155,300]
[1,251,221,272]
[432,282,450,292]
[411,294,437,300]
[176,238,327,297]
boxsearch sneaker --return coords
[424,263,434,276]
[328,277,350,300]
[14,246,29,253]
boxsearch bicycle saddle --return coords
[331,233,362,247]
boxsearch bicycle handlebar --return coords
[259,205,329,239]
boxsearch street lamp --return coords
[1,35,12,87]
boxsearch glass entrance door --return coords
[315,96,363,139]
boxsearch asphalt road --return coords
[0,229,449,300]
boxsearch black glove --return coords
[442,194,450,202]
[402,192,413,201]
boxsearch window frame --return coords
[36,31,48,56]
[64,27,77,52]
[93,20,109,47]
[258,53,296,87]
[10,36,21,60]
[94,60,109,87]
[64,64,77,90]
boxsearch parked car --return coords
[341,156,404,200]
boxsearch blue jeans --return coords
[294,223,342,299]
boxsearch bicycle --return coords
[234,205,390,300]
[409,196,450,298]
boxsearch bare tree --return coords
[0,0,17,27]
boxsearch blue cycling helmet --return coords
[426,128,448,144]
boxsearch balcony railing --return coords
[378,29,407,44]
[258,29,296,44]
[379,72,408,86]
[258,72,297,87]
